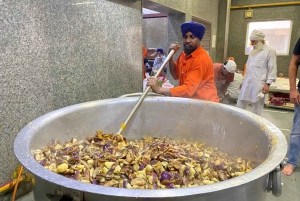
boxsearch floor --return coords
[16,103,300,201]
[254,105,300,201]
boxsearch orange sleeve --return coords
[170,60,209,98]
[142,45,147,58]
[172,54,182,80]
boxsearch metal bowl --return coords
[14,97,287,201]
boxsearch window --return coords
[245,20,292,55]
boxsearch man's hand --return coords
[147,77,160,93]
[169,43,180,54]
[262,84,270,94]
[290,89,300,104]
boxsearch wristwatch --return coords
[266,83,271,86]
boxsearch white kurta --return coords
[239,44,277,103]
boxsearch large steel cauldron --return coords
[14,97,287,201]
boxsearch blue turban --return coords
[181,21,206,40]
[156,48,163,54]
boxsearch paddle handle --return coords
[117,49,175,135]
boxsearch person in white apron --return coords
[236,29,277,115]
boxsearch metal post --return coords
[223,0,231,61]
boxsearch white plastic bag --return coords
[143,73,150,91]
[162,80,174,88]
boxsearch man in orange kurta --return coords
[147,21,219,102]
[142,45,148,79]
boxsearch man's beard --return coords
[250,41,264,56]
[184,43,197,55]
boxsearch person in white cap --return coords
[236,29,277,115]
[213,59,237,102]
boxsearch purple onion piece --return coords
[184,166,190,176]
[165,184,175,189]
[152,172,158,183]
[39,160,46,166]
[72,150,79,156]
[103,143,109,150]
[160,171,172,181]
[153,183,157,189]
[219,162,225,170]
[92,179,98,185]
[139,164,145,170]
[150,160,158,165]
[123,180,128,188]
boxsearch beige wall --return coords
[147,0,219,61]
[0,0,142,198]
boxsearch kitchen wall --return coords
[217,0,300,76]
[147,0,219,61]
[190,0,219,61]
[0,0,142,198]
[142,17,169,54]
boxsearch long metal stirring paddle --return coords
[117,49,175,135]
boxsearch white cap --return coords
[224,60,237,73]
[250,29,265,41]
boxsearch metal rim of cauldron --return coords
[14,97,287,198]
